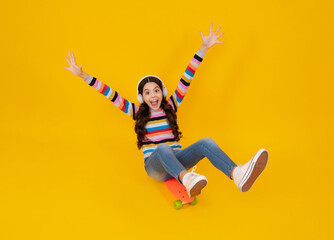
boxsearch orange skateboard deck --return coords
[164,178,197,209]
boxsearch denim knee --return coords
[155,144,171,154]
[200,137,215,145]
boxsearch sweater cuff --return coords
[196,49,205,59]
[84,75,93,84]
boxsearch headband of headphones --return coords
[136,75,166,94]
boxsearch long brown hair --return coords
[134,77,182,149]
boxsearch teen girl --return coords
[64,23,269,198]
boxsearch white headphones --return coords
[137,75,167,104]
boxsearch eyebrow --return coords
[143,86,160,92]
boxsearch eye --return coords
[155,89,160,93]
[144,92,149,95]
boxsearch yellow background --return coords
[1,0,333,239]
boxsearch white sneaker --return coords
[233,148,268,192]
[182,166,208,198]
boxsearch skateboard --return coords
[164,178,197,209]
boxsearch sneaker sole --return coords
[240,149,268,192]
[190,179,207,197]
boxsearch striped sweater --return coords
[84,49,205,160]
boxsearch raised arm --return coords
[167,49,205,111]
[168,22,224,111]
[82,74,139,119]
[64,51,139,120]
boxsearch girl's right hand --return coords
[64,51,84,77]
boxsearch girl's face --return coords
[142,82,163,110]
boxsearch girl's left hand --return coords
[199,22,224,50]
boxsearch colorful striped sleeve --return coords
[84,75,139,120]
[168,49,205,111]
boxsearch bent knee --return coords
[201,137,215,145]
[155,144,171,152]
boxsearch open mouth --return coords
[150,100,159,107]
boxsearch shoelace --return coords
[190,166,197,173]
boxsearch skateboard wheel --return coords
[190,196,197,205]
[174,200,183,209]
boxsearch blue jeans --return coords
[144,137,237,184]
